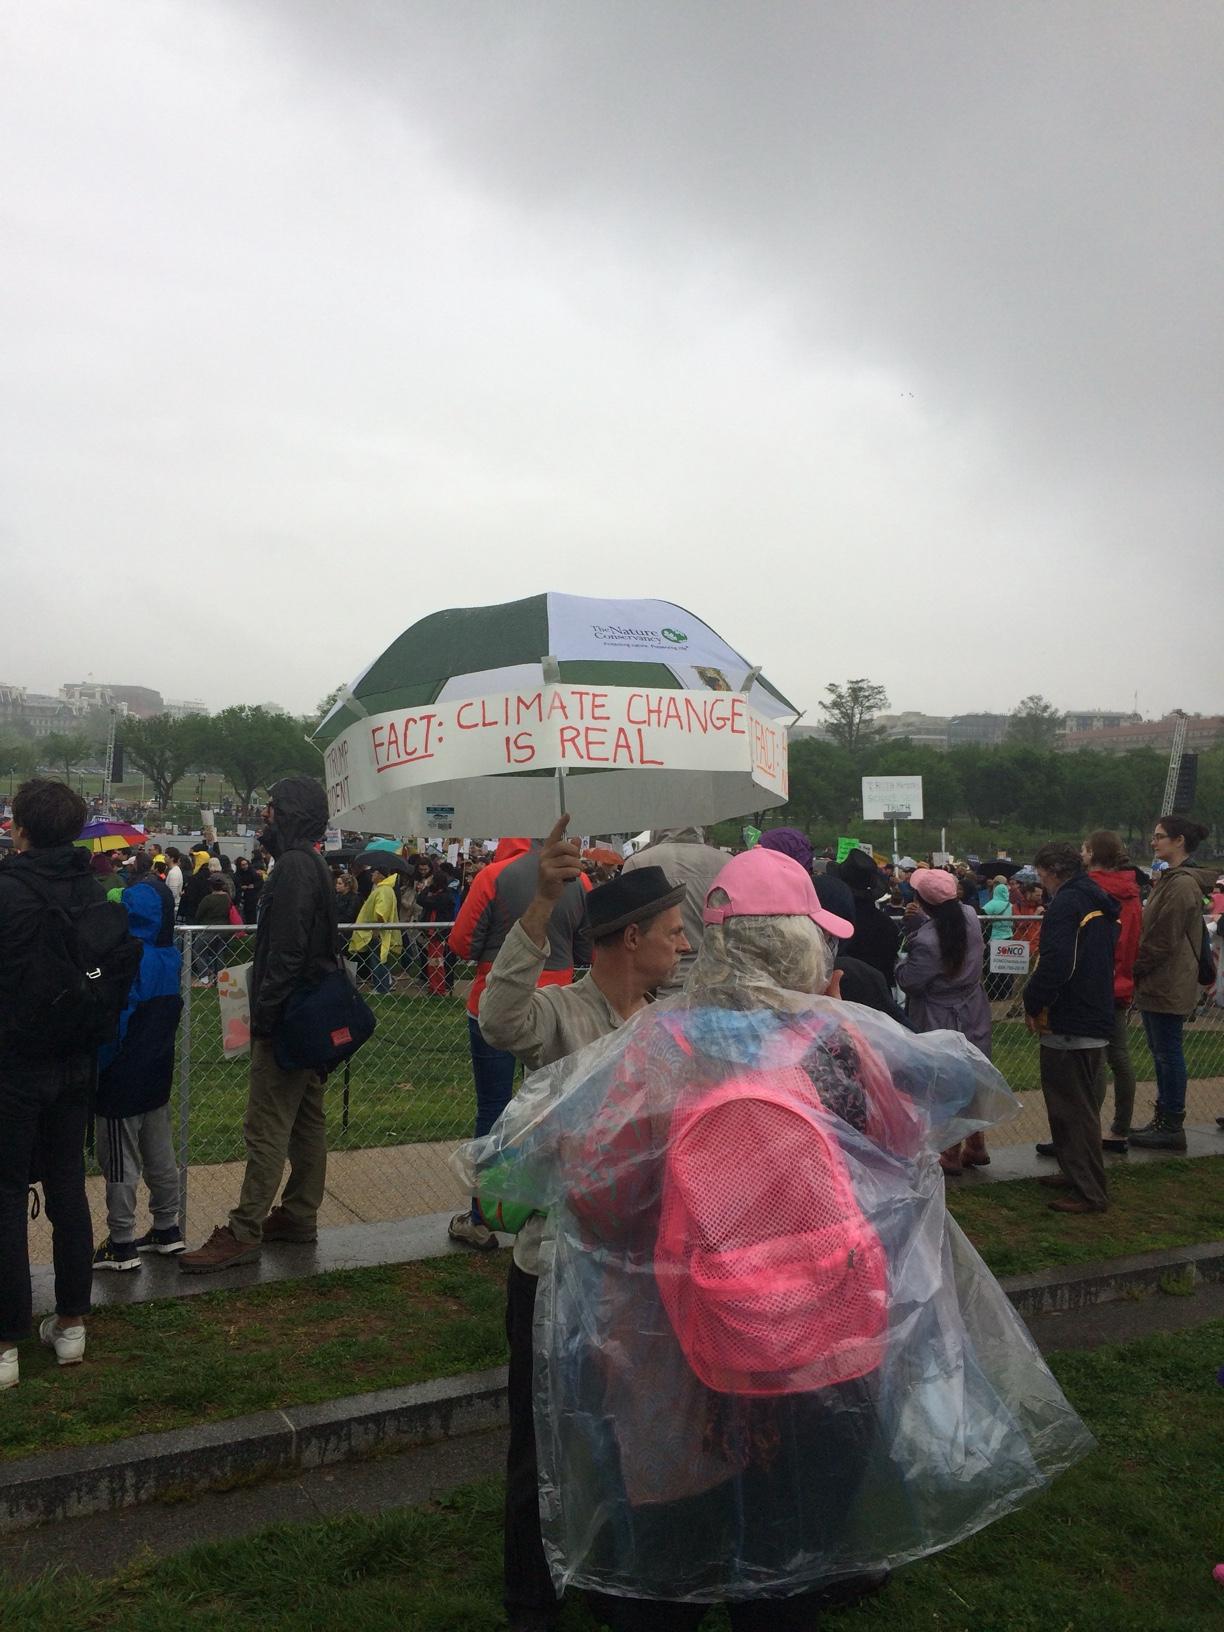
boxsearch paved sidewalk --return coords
[32,1118,1224,1318]
[27,1077,1224,1269]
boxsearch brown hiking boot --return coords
[179,1225,261,1274]
[262,1206,318,1244]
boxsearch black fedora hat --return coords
[587,866,687,941]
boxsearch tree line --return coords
[0,706,322,813]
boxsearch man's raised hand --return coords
[537,813,583,901]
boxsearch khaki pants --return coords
[229,1040,327,1244]
[1040,1045,1108,1210]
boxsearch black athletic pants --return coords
[0,1054,94,1342]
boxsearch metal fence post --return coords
[178,927,192,1242]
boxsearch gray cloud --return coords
[1,0,1220,723]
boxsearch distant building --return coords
[165,698,209,719]
[0,683,86,737]
[1062,714,1224,754]
[874,712,950,750]
[1061,709,1141,735]
[60,682,163,719]
[788,723,833,744]
[947,713,1010,748]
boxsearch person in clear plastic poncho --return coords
[459,849,1093,1629]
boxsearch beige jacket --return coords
[478,920,631,1271]
[1133,863,1215,1015]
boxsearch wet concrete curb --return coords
[4,1243,1222,1533]
[0,1367,508,1533]
[1000,1238,1224,1316]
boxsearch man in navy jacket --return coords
[1024,842,1119,1214]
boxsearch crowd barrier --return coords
[96,915,1224,1242]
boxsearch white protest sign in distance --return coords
[861,775,924,822]
[989,940,1031,974]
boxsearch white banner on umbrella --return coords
[322,682,788,835]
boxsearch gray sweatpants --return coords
[96,1104,180,1242]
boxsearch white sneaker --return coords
[447,1210,499,1252]
[39,1315,86,1366]
[0,1348,16,1389]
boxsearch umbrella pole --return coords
[555,765,567,820]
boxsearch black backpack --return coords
[4,871,143,1058]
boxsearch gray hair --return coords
[685,906,832,1008]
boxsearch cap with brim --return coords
[897,856,918,871]
[703,850,854,940]
[587,867,687,940]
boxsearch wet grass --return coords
[3,1159,1220,1464]
[5,1318,1223,1629]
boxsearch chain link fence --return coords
[30,914,1224,1262]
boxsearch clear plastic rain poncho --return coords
[457,910,1094,1606]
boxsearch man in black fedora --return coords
[477,813,691,1632]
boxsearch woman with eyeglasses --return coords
[1129,816,1214,1150]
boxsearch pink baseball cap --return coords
[910,867,959,905]
[703,849,855,939]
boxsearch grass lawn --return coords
[6,1319,1223,1630]
[171,966,1224,1167]
[945,1154,1224,1277]
[0,1254,506,1463]
[4,1158,1220,1465]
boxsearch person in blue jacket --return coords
[92,880,185,1270]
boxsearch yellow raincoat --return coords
[349,876,403,964]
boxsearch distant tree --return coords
[123,714,200,809]
[818,679,889,756]
[196,705,321,812]
[1006,694,1065,749]
[314,686,344,725]
[40,732,95,782]
[0,734,39,786]
[781,739,858,831]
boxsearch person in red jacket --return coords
[447,836,591,1250]
[1035,830,1141,1159]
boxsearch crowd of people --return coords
[0,773,1220,1627]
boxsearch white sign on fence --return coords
[217,963,252,1059]
[989,939,1031,974]
[861,775,924,821]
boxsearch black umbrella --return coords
[323,847,362,866]
[977,858,1024,878]
[354,849,414,877]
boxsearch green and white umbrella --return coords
[314,593,797,836]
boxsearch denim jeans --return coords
[468,1013,517,1224]
[1140,1010,1188,1116]
[0,1053,95,1341]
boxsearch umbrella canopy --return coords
[583,845,624,869]
[314,593,796,835]
[353,849,414,877]
[362,836,405,854]
[979,858,1024,878]
[75,820,150,854]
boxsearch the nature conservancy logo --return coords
[590,624,690,651]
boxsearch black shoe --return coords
[1035,1141,1057,1158]
[1101,1137,1129,1154]
[1216,1116,1224,1130]
[134,1225,186,1255]
[1131,1103,1162,1136]
[93,1238,141,1272]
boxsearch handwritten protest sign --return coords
[322,683,789,836]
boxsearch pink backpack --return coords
[655,1064,887,1396]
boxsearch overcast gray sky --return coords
[2,1,1220,722]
